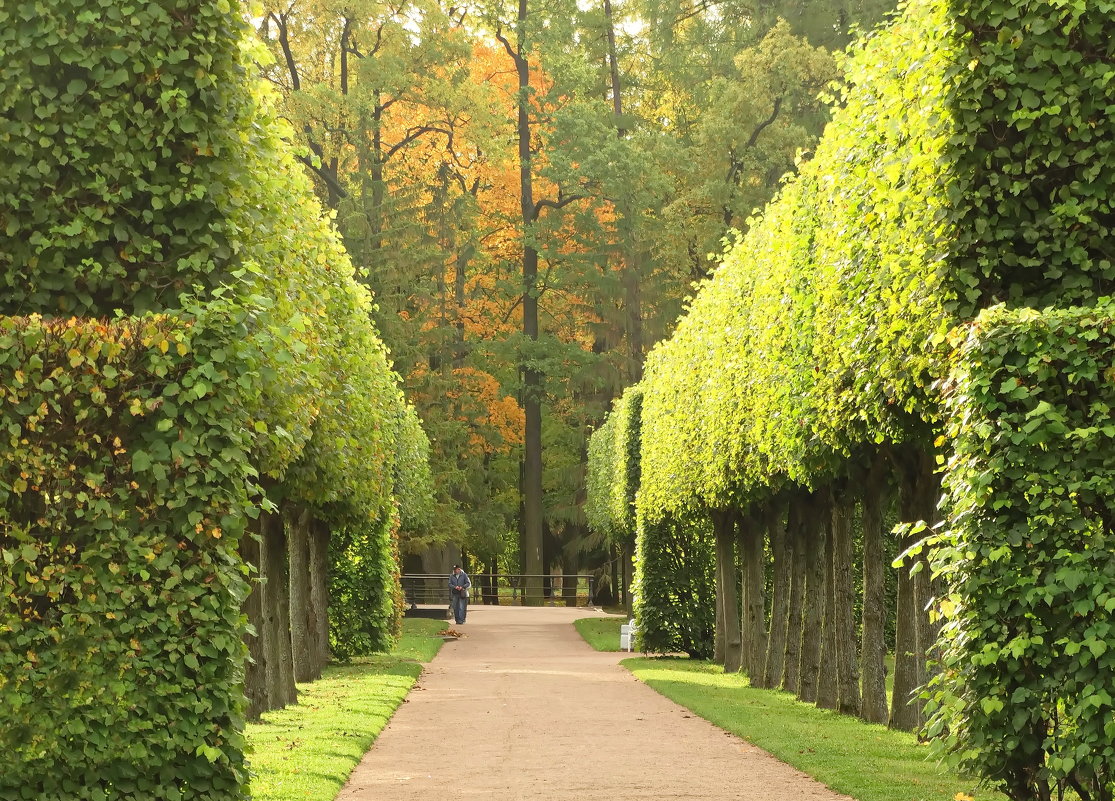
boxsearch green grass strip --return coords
[572,618,998,801]
[573,615,628,651]
[625,657,1002,801]
[245,618,446,801]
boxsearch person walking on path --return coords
[449,565,471,624]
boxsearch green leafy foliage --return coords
[0,316,255,800]
[0,0,253,316]
[585,387,643,549]
[946,0,1115,312]
[635,0,959,529]
[633,513,715,658]
[0,0,435,793]
[927,304,1115,801]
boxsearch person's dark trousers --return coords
[451,595,467,624]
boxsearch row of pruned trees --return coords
[0,1,432,797]
[589,0,1115,782]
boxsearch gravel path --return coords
[336,605,854,801]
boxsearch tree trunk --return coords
[602,0,644,385]
[714,511,742,672]
[262,510,296,710]
[763,499,789,688]
[890,532,919,731]
[831,484,860,716]
[740,511,768,686]
[815,489,838,710]
[860,452,891,724]
[504,0,545,607]
[780,495,806,692]
[890,446,934,730]
[797,497,825,702]
[308,518,331,675]
[913,452,942,712]
[241,519,266,721]
[287,505,313,683]
[623,543,634,616]
[714,529,725,665]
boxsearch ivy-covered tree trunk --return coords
[287,505,314,683]
[797,500,825,702]
[714,511,742,672]
[913,453,942,703]
[815,490,838,710]
[763,500,789,688]
[891,447,933,730]
[859,452,891,724]
[781,496,807,691]
[262,511,297,710]
[308,518,330,677]
[890,538,919,731]
[740,510,769,685]
[832,484,861,716]
[241,519,267,721]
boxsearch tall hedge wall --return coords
[0,316,255,799]
[930,303,1115,801]
[585,387,643,548]
[636,0,957,521]
[0,0,253,316]
[0,0,432,793]
[947,0,1115,312]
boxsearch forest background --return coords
[256,0,896,591]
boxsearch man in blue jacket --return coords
[449,565,471,624]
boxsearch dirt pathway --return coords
[336,606,854,801]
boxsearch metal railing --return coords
[401,573,596,608]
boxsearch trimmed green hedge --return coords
[0,316,256,799]
[928,303,1115,801]
[633,513,715,658]
[947,0,1115,313]
[636,0,958,523]
[0,0,253,317]
[585,387,643,549]
[0,0,434,794]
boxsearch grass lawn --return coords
[572,618,999,801]
[245,618,446,801]
[573,614,629,651]
[626,658,1002,801]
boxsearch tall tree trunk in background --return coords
[815,489,838,710]
[797,498,825,702]
[831,482,860,716]
[763,499,789,688]
[308,518,330,676]
[781,496,806,691]
[714,511,742,672]
[241,519,266,721]
[860,451,892,724]
[740,510,768,685]
[602,0,645,384]
[498,0,545,606]
[480,558,499,605]
[286,504,314,683]
[262,510,296,710]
